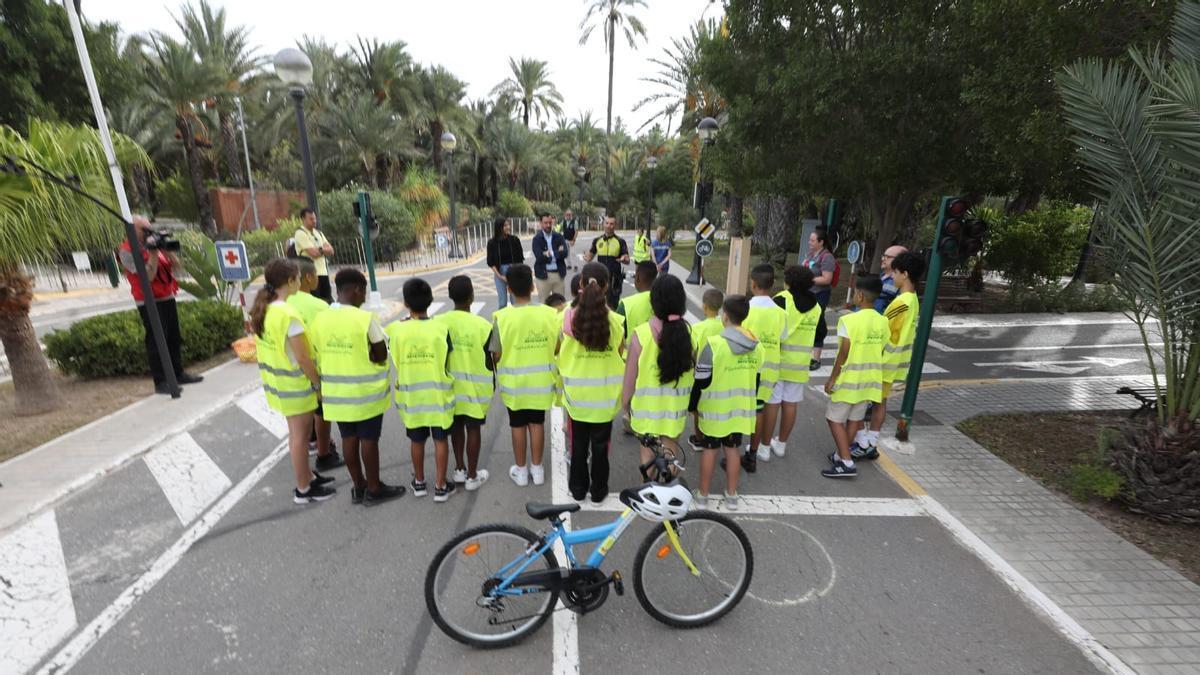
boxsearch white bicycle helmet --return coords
[620,481,692,522]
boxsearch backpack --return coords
[831,258,842,288]
[286,238,298,258]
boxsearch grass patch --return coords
[958,411,1200,584]
[671,237,731,291]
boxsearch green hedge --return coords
[317,187,416,260]
[44,300,244,378]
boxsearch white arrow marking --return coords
[971,357,1137,374]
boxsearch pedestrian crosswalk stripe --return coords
[143,432,233,526]
[0,510,76,675]
[235,390,288,439]
[427,302,446,316]
[470,301,485,315]
[685,312,701,325]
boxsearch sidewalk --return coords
[878,381,1200,674]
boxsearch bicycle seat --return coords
[525,502,582,520]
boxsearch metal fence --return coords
[24,259,117,294]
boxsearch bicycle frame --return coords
[490,507,639,597]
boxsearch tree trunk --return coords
[0,267,63,416]
[431,120,445,175]
[729,194,744,238]
[1068,207,1100,286]
[177,115,218,237]
[604,17,615,207]
[865,188,913,274]
[523,100,530,128]
[219,108,244,187]
[130,163,151,212]
[1005,189,1041,216]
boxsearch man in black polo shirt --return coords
[584,215,629,308]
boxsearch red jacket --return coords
[119,240,178,302]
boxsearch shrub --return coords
[45,300,243,378]
[154,170,199,223]
[316,187,416,260]
[241,224,292,267]
[654,192,699,231]
[999,282,1125,313]
[983,202,1093,287]
[396,168,448,236]
[1068,429,1126,501]
[530,200,560,218]
[497,189,532,217]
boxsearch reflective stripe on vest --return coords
[386,319,455,429]
[620,291,653,342]
[697,334,762,437]
[558,310,625,423]
[777,291,822,384]
[309,306,391,422]
[256,303,318,416]
[633,235,651,262]
[629,323,694,437]
[744,304,786,401]
[883,292,919,385]
[493,304,560,411]
[830,309,888,405]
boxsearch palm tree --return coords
[343,37,413,107]
[0,121,151,415]
[634,19,724,135]
[1056,1,1200,521]
[579,0,648,202]
[490,57,564,128]
[327,96,413,187]
[410,66,473,174]
[139,34,222,236]
[175,0,261,187]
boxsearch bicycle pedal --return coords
[610,571,624,596]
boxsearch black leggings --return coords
[813,289,830,351]
[568,419,612,499]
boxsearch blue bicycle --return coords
[424,436,754,648]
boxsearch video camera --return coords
[144,229,181,252]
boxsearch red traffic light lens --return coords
[946,198,970,217]
[943,218,963,236]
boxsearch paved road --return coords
[10,243,1112,674]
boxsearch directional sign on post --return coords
[696,239,714,258]
[694,218,715,240]
[215,241,250,281]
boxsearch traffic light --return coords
[937,197,971,261]
[961,217,988,257]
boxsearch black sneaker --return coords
[350,486,365,505]
[590,491,608,504]
[849,443,879,461]
[821,460,858,479]
[294,483,337,504]
[311,471,335,487]
[364,483,407,507]
[177,372,204,385]
[315,450,345,471]
[433,481,457,503]
[687,434,705,452]
[809,358,821,372]
[740,451,757,474]
[411,478,428,497]
[571,490,588,502]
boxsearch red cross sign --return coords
[214,241,250,281]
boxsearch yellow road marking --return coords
[876,449,927,497]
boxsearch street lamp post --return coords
[687,117,719,285]
[575,164,587,228]
[442,131,460,258]
[645,155,658,234]
[273,48,317,217]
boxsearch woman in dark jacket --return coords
[486,217,524,308]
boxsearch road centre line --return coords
[36,439,290,675]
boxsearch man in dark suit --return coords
[531,211,569,303]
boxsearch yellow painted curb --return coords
[876,449,927,497]
[33,287,122,302]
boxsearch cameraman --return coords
[118,216,203,394]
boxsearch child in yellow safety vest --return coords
[687,288,724,447]
[490,264,560,487]
[852,252,926,460]
[438,275,495,492]
[823,276,888,479]
[308,268,401,506]
[387,278,457,502]
[287,257,343,473]
[762,265,823,458]
[689,295,762,511]
[743,264,789,473]
[249,258,336,504]
[559,262,626,502]
[617,261,657,343]
[620,275,694,470]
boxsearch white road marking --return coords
[916,495,1134,675]
[143,433,233,526]
[582,494,923,517]
[0,511,77,675]
[931,340,1161,354]
[470,301,485,315]
[234,389,287,439]
[684,312,701,325]
[712,517,837,607]
[810,361,947,379]
[37,440,290,675]
[427,302,446,316]
[549,406,579,675]
[931,314,1152,329]
[970,357,1140,374]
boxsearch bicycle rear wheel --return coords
[632,511,753,628]
[425,524,560,648]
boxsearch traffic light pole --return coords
[358,191,383,314]
[895,196,951,442]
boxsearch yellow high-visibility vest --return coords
[287,290,328,328]
[743,302,786,401]
[437,309,495,419]
[493,303,560,411]
[619,290,653,342]
[629,323,694,437]
[883,291,919,385]
[697,333,762,437]
[559,310,625,423]
[386,318,455,429]
[309,305,390,422]
[776,290,822,384]
[256,303,318,416]
[830,309,889,405]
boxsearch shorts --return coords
[826,401,870,424]
[768,381,805,405]
[406,425,450,443]
[336,414,384,441]
[695,432,743,449]
[452,414,485,430]
[507,408,546,428]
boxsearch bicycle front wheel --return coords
[425,524,560,648]
[632,511,753,628]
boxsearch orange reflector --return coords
[463,542,480,556]
[656,545,671,559]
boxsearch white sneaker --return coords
[691,490,709,510]
[509,464,529,486]
[452,469,468,484]
[723,492,740,511]
[756,443,772,462]
[770,438,787,458]
[465,469,490,491]
[530,463,545,486]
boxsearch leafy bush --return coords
[1069,429,1126,501]
[998,283,1125,313]
[317,187,416,260]
[530,200,560,218]
[654,192,699,231]
[174,229,233,302]
[241,224,292,267]
[154,170,199,223]
[983,202,1093,287]
[396,168,448,235]
[44,300,243,378]
[497,189,532,217]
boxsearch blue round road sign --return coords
[847,240,862,265]
[696,239,714,258]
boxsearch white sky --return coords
[83,0,720,133]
